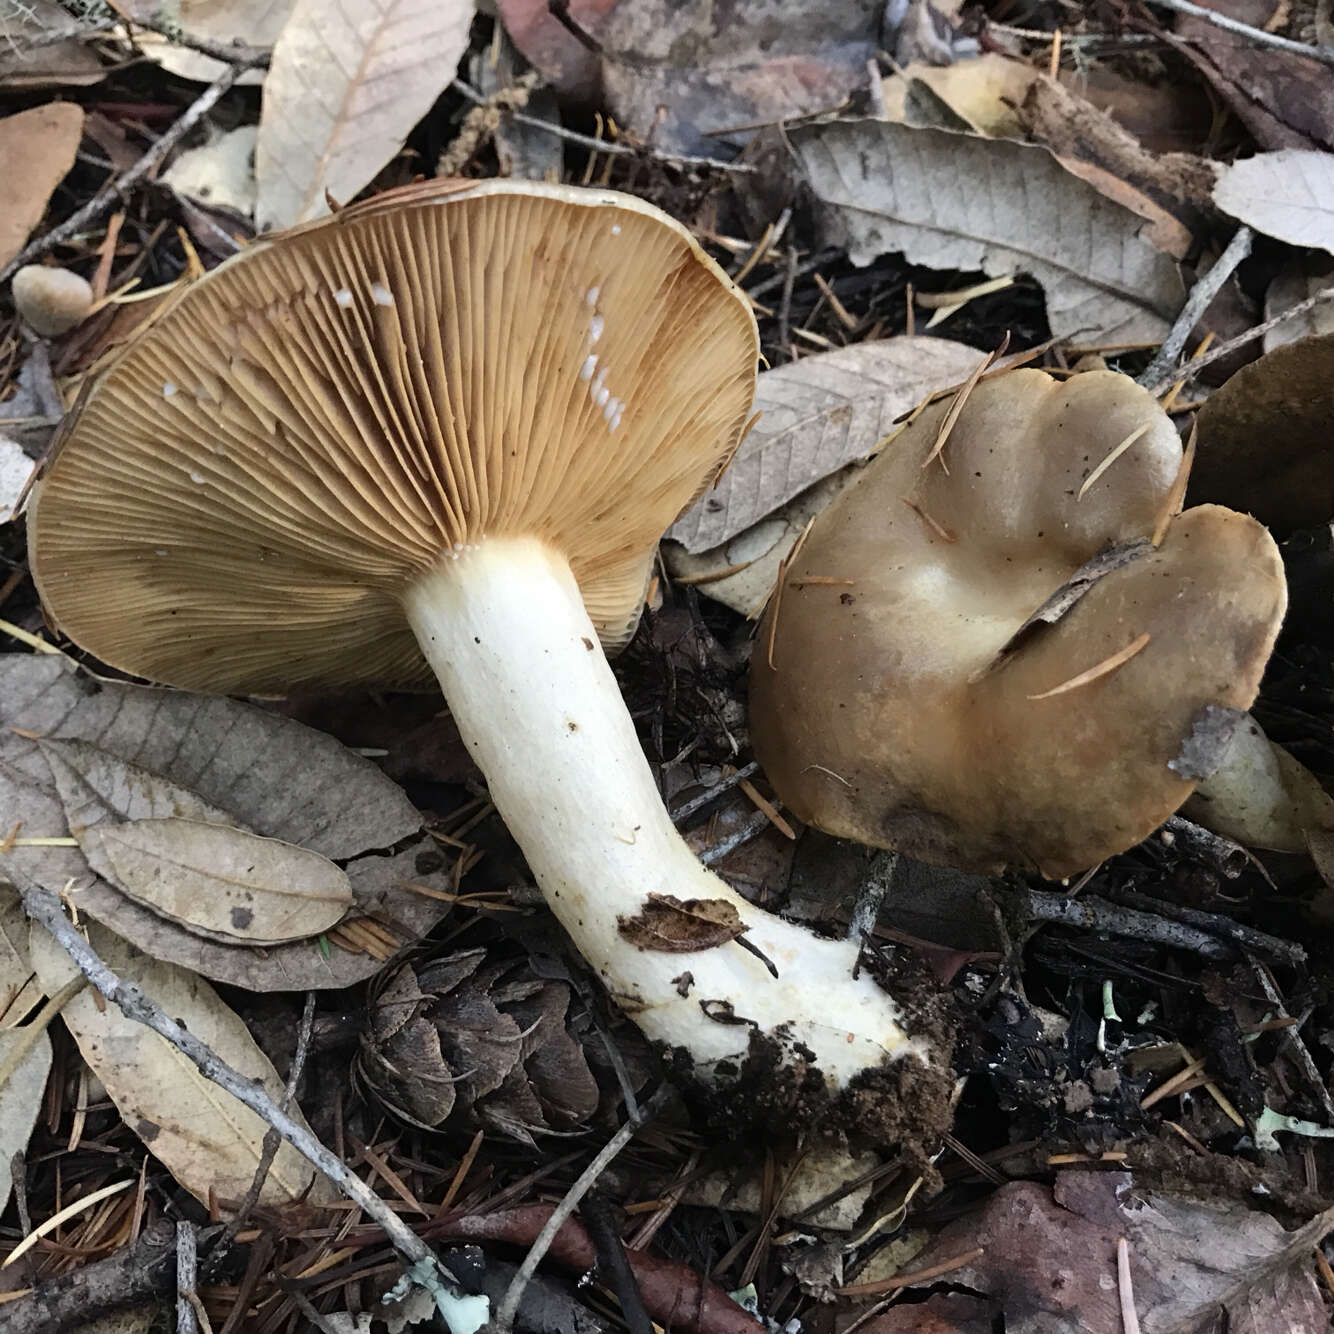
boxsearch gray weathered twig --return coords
[493,1087,671,1334]
[18,885,482,1334]
[0,53,261,283]
[1138,226,1253,392]
[1144,0,1334,67]
[1019,888,1233,959]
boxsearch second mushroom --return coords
[750,367,1288,878]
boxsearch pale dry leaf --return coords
[40,735,240,832]
[28,919,337,1208]
[1213,149,1334,253]
[0,884,41,1028]
[0,103,84,268]
[163,124,258,220]
[789,119,1185,343]
[256,0,476,230]
[0,1028,51,1217]
[1262,257,1334,351]
[0,0,106,90]
[0,657,420,858]
[79,819,353,946]
[881,54,1038,137]
[0,656,452,990]
[0,434,36,523]
[668,336,986,553]
[121,0,293,84]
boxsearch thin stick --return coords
[0,55,261,283]
[1018,889,1233,959]
[17,885,478,1328]
[177,1223,199,1334]
[1143,0,1334,66]
[1117,1238,1142,1334]
[836,1246,985,1297]
[1142,281,1334,391]
[450,79,756,173]
[1137,226,1253,391]
[492,1086,670,1334]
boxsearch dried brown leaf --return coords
[28,920,336,1208]
[255,0,476,230]
[0,103,84,268]
[618,894,747,952]
[0,1028,49,1217]
[79,818,353,946]
[789,119,1185,342]
[871,1172,1334,1334]
[0,885,40,1028]
[0,655,451,990]
[668,337,986,553]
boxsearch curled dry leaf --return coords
[0,1028,50,1217]
[0,885,41,1027]
[0,103,84,268]
[1191,331,1334,535]
[78,819,354,946]
[786,119,1184,342]
[618,894,748,952]
[256,0,476,229]
[1213,149,1334,253]
[28,920,337,1208]
[0,655,453,991]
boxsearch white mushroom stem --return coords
[404,536,921,1089]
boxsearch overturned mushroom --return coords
[28,179,936,1121]
[750,368,1288,879]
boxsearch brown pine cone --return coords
[358,949,601,1143]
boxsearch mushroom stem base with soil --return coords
[403,536,921,1091]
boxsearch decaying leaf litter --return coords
[2,2,1334,1332]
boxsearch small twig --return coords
[580,1192,654,1334]
[177,1223,199,1334]
[1117,1237,1142,1334]
[669,762,760,825]
[1141,280,1334,390]
[1018,889,1233,959]
[289,1291,345,1334]
[0,54,261,283]
[205,993,318,1276]
[699,809,773,866]
[1249,960,1334,1123]
[776,248,798,354]
[1142,0,1334,66]
[848,849,897,944]
[835,1246,986,1297]
[1137,226,1253,391]
[18,885,479,1331]
[449,78,756,173]
[1106,886,1304,965]
[1159,815,1249,880]
[493,1087,670,1334]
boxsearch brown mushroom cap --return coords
[29,179,758,693]
[750,368,1287,878]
